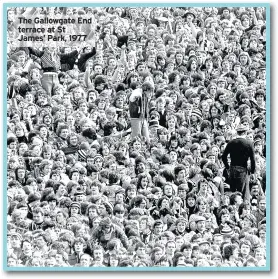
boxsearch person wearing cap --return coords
[8,231,23,259]
[74,187,86,203]
[222,123,256,201]
[191,215,207,236]
[69,201,81,217]
[198,238,211,253]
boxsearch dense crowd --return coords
[6,6,267,268]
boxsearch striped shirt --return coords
[28,47,60,72]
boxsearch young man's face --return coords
[178,188,187,199]
[177,222,186,232]
[241,244,250,255]
[60,128,69,139]
[10,235,21,248]
[18,54,26,63]
[137,162,145,173]
[164,185,173,196]
[94,158,103,170]
[154,224,163,235]
[74,242,84,253]
[33,212,44,224]
[71,206,79,215]
[139,219,148,231]
[127,188,136,198]
[187,197,195,207]
[35,236,47,248]
[221,213,230,223]
[136,246,146,257]
[166,242,176,255]
[137,64,145,73]
[169,151,177,162]
[76,194,85,202]
[22,241,33,255]
[258,199,266,211]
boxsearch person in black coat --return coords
[222,124,256,201]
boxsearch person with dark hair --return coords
[222,243,241,266]
[68,237,87,266]
[28,206,46,231]
[91,217,129,250]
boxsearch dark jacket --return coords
[77,48,96,72]
[222,137,256,173]
[68,252,84,266]
[91,224,128,250]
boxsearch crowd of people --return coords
[6,6,267,268]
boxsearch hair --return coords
[193,196,208,213]
[172,252,185,266]
[137,173,152,189]
[222,243,239,260]
[32,206,44,215]
[230,192,243,205]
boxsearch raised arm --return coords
[28,47,44,58]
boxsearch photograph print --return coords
[4,3,270,271]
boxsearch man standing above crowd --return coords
[129,80,154,144]
[222,124,256,201]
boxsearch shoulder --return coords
[129,88,142,101]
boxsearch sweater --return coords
[222,137,256,173]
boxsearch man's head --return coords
[195,216,207,232]
[240,240,252,256]
[32,207,44,224]
[142,81,154,99]
[165,240,176,255]
[73,237,86,253]
[153,220,164,235]
[93,245,104,262]
[76,251,90,265]
[257,196,266,212]
[9,232,22,248]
